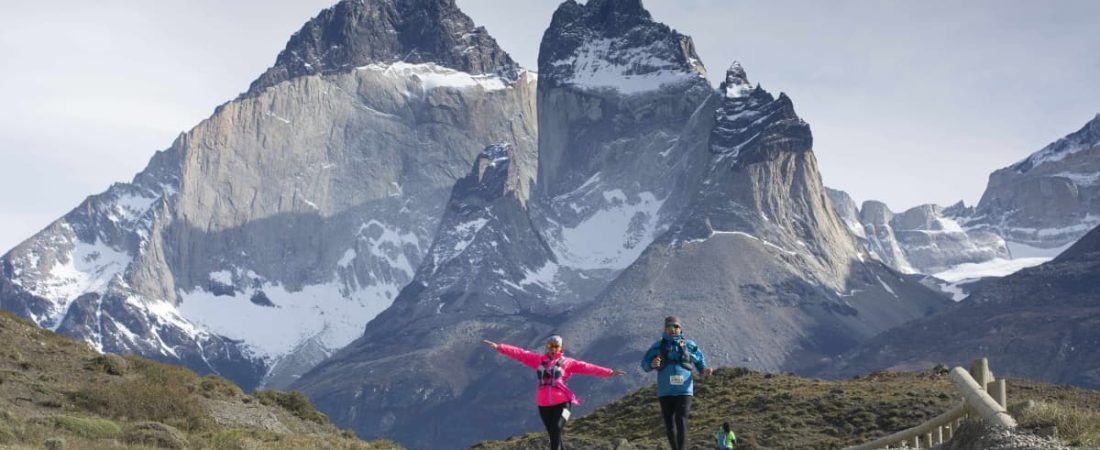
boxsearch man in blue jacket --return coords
[642,316,712,450]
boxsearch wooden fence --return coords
[842,358,1017,450]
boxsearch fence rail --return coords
[842,358,1016,450]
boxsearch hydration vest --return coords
[537,356,566,387]
[659,337,695,371]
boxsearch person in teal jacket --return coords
[641,316,712,450]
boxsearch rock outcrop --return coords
[973,114,1100,250]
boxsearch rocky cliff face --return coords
[973,114,1100,250]
[533,0,716,274]
[819,223,1100,389]
[0,0,536,391]
[555,64,946,396]
[843,199,1010,276]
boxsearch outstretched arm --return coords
[566,359,624,378]
[494,343,543,369]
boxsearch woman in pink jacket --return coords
[484,335,624,450]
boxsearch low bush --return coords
[200,375,243,399]
[0,420,15,444]
[43,415,122,439]
[124,421,190,449]
[84,354,129,376]
[254,390,328,424]
[69,357,207,431]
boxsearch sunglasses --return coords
[666,324,681,329]
[546,343,561,348]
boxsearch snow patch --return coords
[337,248,357,268]
[208,270,233,285]
[932,257,1050,283]
[108,193,156,223]
[551,38,702,95]
[874,274,898,299]
[29,238,132,330]
[520,261,560,290]
[936,281,968,302]
[549,191,665,270]
[358,220,419,276]
[178,277,399,360]
[435,218,489,266]
[1006,240,1073,259]
[358,62,508,92]
[1052,171,1100,186]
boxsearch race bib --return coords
[669,375,685,386]
[561,408,571,420]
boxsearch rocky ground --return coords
[933,422,1072,450]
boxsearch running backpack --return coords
[537,357,566,387]
[659,337,695,371]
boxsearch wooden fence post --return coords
[992,379,1007,408]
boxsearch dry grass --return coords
[0,310,403,449]
[475,368,1100,450]
[1016,401,1100,448]
[69,356,210,432]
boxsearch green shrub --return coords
[84,354,129,376]
[43,415,121,439]
[124,421,190,449]
[200,375,243,399]
[0,420,15,444]
[254,390,328,424]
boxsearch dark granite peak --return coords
[243,0,520,98]
[538,0,704,88]
[1013,113,1100,173]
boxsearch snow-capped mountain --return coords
[294,2,947,448]
[0,0,537,391]
[825,114,1100,299]
[819,222,1100,389]
[974,114,1100,250]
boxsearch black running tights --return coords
[538,402,571,450]
[659,395,693,450]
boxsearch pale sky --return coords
[2,0,1098,252]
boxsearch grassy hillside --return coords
[0,310,401,450]
[473,367,1100,450]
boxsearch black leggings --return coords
[538,402,571,450]
[659,395,693,450]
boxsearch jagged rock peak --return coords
[721,61,752,98]
[244,0,521,97]
[1013,113,1100,173]
[462,143,529,206]
[538,0,706,93]
[709,61,808,162]
[860,200,894,224]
